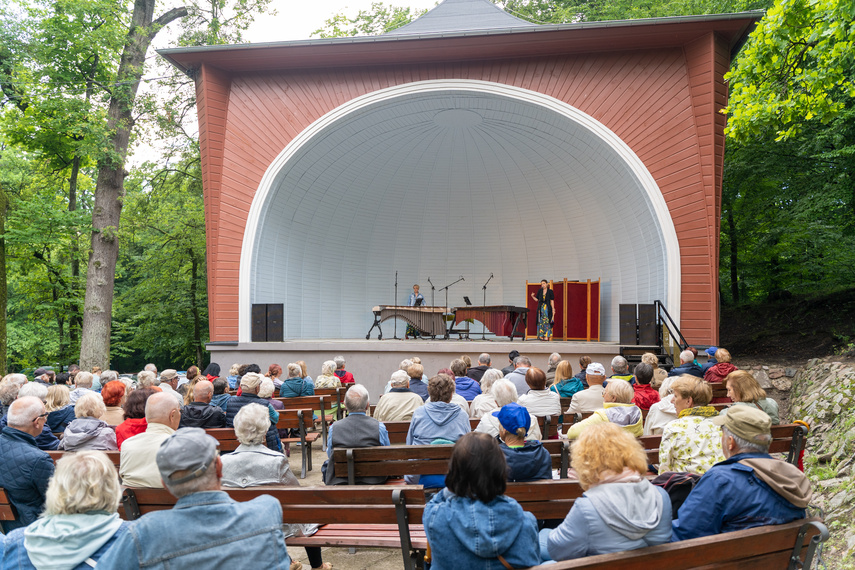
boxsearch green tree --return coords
[312,2,428,37]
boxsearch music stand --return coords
[463,296,472,306]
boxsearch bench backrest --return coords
[0,487,17,521]
[47,450,121,469]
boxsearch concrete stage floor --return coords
[208,338,624,402]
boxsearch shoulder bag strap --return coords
[497,555,515,570]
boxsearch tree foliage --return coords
[312,2,428,37]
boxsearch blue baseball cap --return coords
[705,346,718,356]
[493,402,531,434]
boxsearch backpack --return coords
[652,471,702,518]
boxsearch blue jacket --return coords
[3,518,130,569]
[210,393,231,411]
[424,488,540,570]
[96,491,291,569]
[500,441,552,482]
[671,453,810,541]
[406,402,471,446]
[0,416,59,451]
[278,378,314,398]
[0,427,55,532]
[226,375,239,390]
[46,405,76,433]
[454,377,482,400]
[409,378,429,401]
[225,394,281,451]
[668,362,704,378]
[701,357,718,374]
[541,481,671,561]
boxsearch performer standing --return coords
[531,279,555,341]
[405,284,425,339]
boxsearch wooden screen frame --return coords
[526,278,600,341]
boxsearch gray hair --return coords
[478,353,491,365]
[611,356,629,375]
[144,363,157,374]
[722,426,771,454]
[399,359,413,371]
[257,378,275,399]
[492,379,519,407]
[344,384,370,413]
[659,376,676,398]
[100,370,118,383]
[75,392,106,419]
[137,371,156,388]
[390,370,409,388]
[680,350,694,364]
[321,360,337,376]
[7,396,45,428]
[514,355,531,367]
[0,380,20,406]
[548,353,561,366]
[45,451,121,515]
[286,363,303,379]
[19,382,49,402]
[480,369,503,394]
[233,403,270,446]
[5,374,28,386]
[333,356,346,369]
[74,372,94,389]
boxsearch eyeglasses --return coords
[32,412,49,422]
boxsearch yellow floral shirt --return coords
[658,415,725,475]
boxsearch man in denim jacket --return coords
[98,428,292,568]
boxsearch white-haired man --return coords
[0,397,55,531]
[99,428,292,568]
[374,371,424,422]
[323,384,389,485]
[668,350,704,378]
[69,371,96,405]
[468,353,492,382]
[608,355,635,385]
[504,355,532,396]
[0,383,60,451]
[120,392,181,488]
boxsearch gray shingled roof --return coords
[386,0,537,36]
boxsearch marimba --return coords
[366,306,448,339]
[452,305,528,340]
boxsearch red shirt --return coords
[115,417,147,449]
[631,383,661,411]
[335,370,355,384]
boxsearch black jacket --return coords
[180,402,227,429]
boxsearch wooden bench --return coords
[313,387,345,420]
[47,450,121,469]
[0,487,17,525]
[524,517,827,569]
[274,395,334,450]
[382,415,560,444]
[331,440,570,485]
[119,485,428,570]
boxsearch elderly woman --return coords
[266,364,284,390]
[2,451,130,569]
[278,363,315,398]
[565,380,643,440]
[658,375,724,474]
[704,348,738,385]
[59,393,117,451]
[469,368,503,418]
[407,362,429,401]
[45,384,75,433]
[407,374,472,446]
[722,370,780,424]
[549,360,584,399]
[539,423,671,561]
[221,404,331,570]
[450,359,481,400]
[475,379,542,441]
[518,367,561,418]
[496,403,552,482]
[101,380,127,425]
[424,432,540,569]
[313,361,341,389]
[115,388,156,449]
[643,376,678,436]
[374,370,424,422]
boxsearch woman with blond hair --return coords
[641,352,668,390]
[539,423,671,561]
[658,375,724,474]
[59,393,117,451]
[2,451,130,569]
[45,384,75,433]
[722,370,779,424]
[549,360,584,399]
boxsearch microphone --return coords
[460,275,465,281]
[490,273,493,278]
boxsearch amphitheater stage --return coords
[206,338,624,402]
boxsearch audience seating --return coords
[47,450,121,469]
[0,487,16,523]
[313,387,345,420]
[274,395,334,450]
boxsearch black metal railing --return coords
[654,300,689,360]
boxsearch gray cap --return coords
[160,369,178,382]
[156,428,219,485]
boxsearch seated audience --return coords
[722,370,780,424]
[423,432,540,569]
[658,376,724,475]
[157,369,184,405]
[475,379,542,441]
[467,353,491,382]
[333,355,354,385]
[383,359,413,394]
[120,392,181,488]
[573,356,592,387]
[469,368,503,419]
[296,360,313,387]
[99,428,292,568]
[314,360,342,389]
[643,376,678,436]
[550,360,584,399]
[565,379,642,440]
[518,367,561,418]
[545,352,561,386]
[374,370,424,422]
[226,372,282,451]
[323,384,389,485]
[430,368,470,415]
[450,358,481,400]
[226,362,241,390]
[631,363,661,411]
[668,350,704,378]
[202,362,221,382]
[407,362,429,401]
[407,374,471,446]
[210,377,232,410]
[59,393,117,451]
[565,363,606,415]
[267,363,284,390]
[116,388,155,449]
[701,346,718,374]
[45,384,75,433]
[101,380,127,425]
[68,371,95,404]
[496,403,552,482]
[260,378,285,412]
[705,348,738,403]
[504,355,532,396]
[673,406,811,540]
[278,363,315,398]
[1,383,60,451]
[2,451,129,568]
[500,350,520,376]
[0,397,55,532]
[135,370,156,389]
[180,380,227,428]
[642,352,668,390]
[0,374,27,417]
[539,423,672,561]
[608,356,635,384]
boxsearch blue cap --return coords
[706,346,718,356]
[492,402,531,434]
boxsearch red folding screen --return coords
[526,279,600,341]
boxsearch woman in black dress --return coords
[530,279,554,341]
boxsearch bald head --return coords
[8,396,46,436]
[145,392,181,429]
[193,380,214,404]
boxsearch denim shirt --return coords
[96,491,291,569]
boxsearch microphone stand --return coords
[439,276,465,339]
[393,271,400,340]
[427,277,435,308]
[481,273,493,340]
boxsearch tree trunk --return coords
[727,210,739,304]
[0,189,7,376]
[79,0,187,370]
[190,250,202,367]
[68,155,82,349]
